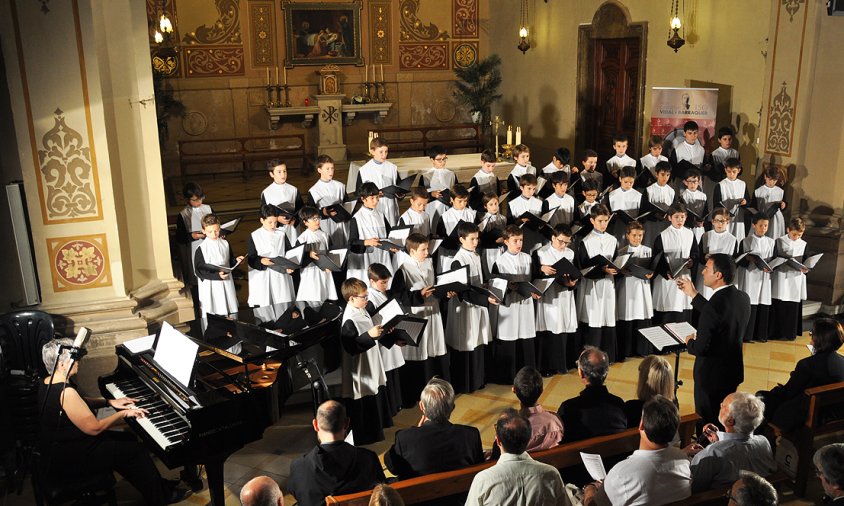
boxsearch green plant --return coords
[153,72,186,152]
[453,54,503,132]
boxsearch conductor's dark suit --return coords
[287,441,385,506]
[687,284,750,426]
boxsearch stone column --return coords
[314,94,347,160]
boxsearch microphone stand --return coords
[39,344,87,416]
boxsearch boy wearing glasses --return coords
[295,206,337,309]
[339,278,391,445]
[422,145,456,231]
[696,207,738,299]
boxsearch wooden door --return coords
[587,37,641,161]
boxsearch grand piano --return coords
[99,308,339,505]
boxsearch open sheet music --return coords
[372,298,425,346]
[638,321,697,351]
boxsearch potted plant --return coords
[453,54,502,139]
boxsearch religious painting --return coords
[282,1,363,67]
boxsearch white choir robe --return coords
[754,185,786,239]
[368,290,406,373]
[262,181,300,208]
[296,229,337,304]
[247,227,296,321]
[737,233,775,305]
[347,207,393,285]
[696,230,738,299]
[396,259,447,361]
[772,235,807,302]
[478,212,506,278]
[710,147,739,169]
[308,179,349,248]
[508,195,544,253]
[608,188,643,242]
[446,249,492,351]
[544,193,575,227]
[673,141,705,165]
[680,188,707,243]
[616,245,654,321]
[715,178,748,240]
[645,183,675,248]
[578,201,598,219]
[179,203,212,283]
[576,231,618,327]
[423,167,456,230]
[606,154,637,176]
[196,238,239,322]
[469,170,498,197]
[535,245,578,334]
[340,305,387,400]
[438,207,477,272]
[652,226,695,313]
[493,251,537,340]
[640,154,668,174]
[507,163,536,193]
[358,159,400,226]
[541,162,570,176]
[398,208,431,238]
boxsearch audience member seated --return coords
[240,476,284,506]
[624,355,674,428]
[513,366,564,451]
[728,471,777,506]
[385,378,483,480]
[757,318,844,432]
[687,392,776,492]
[583,395,690,506]
[287,400,385,506]
[368,484,405,506]
[557,346,626,442]
[37,338,190,506]
[814,443,844,502]
[465,408,572,506]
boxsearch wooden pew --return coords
[325,413,700,505]
[767,380,844,496]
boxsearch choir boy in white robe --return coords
[533,225,579,375]
[447,223,498,393]
[308,154,349,248]
[737,214,776,343]
[615,221,655,359]
[357,137,401,227]
[194,214,243,330]
[422,145,456,231]
[572,149,602,202]
[295,206,337,309]
[696,207,739,299]
[367,263,405,416]
[753,166,788,240]
[506,174,544,253]
[539,147,572,199]
[710,127,739,182]
[576,179,602,226]
[605,134,637,188]
[468,149,500,212]
[644,161,676,248]
[575,205,619,362]
[398,187,432,238]
[771,217,809,341]
[652,203,699,325]
[672,120,705,181]
[607,166,644,243]
[339,278,392,445]
[638,135,668,189]
[679,168,708,243]
[542,171,576,228]
[247,205,296,323]
[347,182,398,284]
[492,225,541,383]
[477,193,507,278]
[176,182,212,312]
[506,144,537,195]
[713,158,750,241]
[261,159,303,245]
[435,185,477,272]
[392,234,450,407]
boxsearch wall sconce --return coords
[667,0,685,52]
[518,0,531,54]
[152,10,179,77]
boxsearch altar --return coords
[346,153,515,190]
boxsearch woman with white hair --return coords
[38,338,189,505]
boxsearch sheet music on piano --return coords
[153,322,199,387]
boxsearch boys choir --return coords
[179,122,814,445]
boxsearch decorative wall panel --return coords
[399,0,449,41]
[452,41,477,68]
[48,234,112,292]
[185,46,245,76]
[369,1,391,64]
[181,0,241,44]
[249,3,274,66]
[399,42,448,70]
[452,0,478,38]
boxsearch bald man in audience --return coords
[728,471,778,506]
[287,400,385,506]
[240,476,283,506]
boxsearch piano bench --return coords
[31,459,117,506]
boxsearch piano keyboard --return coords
[105,379,191,450]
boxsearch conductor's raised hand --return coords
[676,277,698,299]
[368,325,383,339]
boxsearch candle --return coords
[506,126,513,145]
[515,127,522,146]
[283,67,288,85]
[380,64,384,82]
[266,67,269,86]
[365,64,368,82]
[275,66,279,86]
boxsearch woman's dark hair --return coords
[812,318,844,354]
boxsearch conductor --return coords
[676,253,750,431]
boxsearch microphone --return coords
[69,326,92,359]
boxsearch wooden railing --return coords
[177,134,307,179]
[370,123,483,157]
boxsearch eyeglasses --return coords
[434,157,448,162]
[713,218,731,224]
[352,294,369,300]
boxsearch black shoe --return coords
[758,338,768,343]
[167,486,193,504]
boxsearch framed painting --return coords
[282,1,363,67]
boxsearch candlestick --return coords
[506,125,513,145]
[266,67,270,86]
[515,127,521,146]
[283,67,288,86]
[365,64,368,82]
[380,64,384,82]
[275,66,279,86]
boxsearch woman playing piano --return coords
[38,338,190,505]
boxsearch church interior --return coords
[1,0,844,504]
